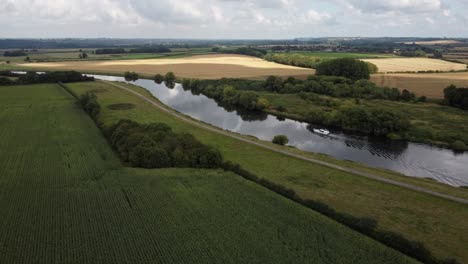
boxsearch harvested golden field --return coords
[21,54,315,79]
[402,40,462,45]
[371,72,468,98]
[362,58,467,73]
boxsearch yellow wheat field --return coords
[21,54,315,79]
[362,58,467,73]
[371,72,468,98]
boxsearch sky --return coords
[0,0,467,39]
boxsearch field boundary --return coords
[101,80,468,205]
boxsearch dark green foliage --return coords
[154,74,164,84]
[7,71,94,85]
[0,77,13,85]
[400,49,427,57]
[164,72,176,83]
[106,119,223,169]
[265,76,283,92]
[124,71,139,81]
[337,106,410,136]
[400,89,416,101]
[95,48,126,54]
[272,135,289,145]
[129,46,171,53]
[316,58,371,80]
[183,79,269,111]
[221,47,267,58]
[79,92,100,121]
[3,50,26,57]
[444,85,468,110]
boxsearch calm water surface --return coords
[92,75,468,186]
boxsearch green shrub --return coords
[154,74,164,84]
[272,135,289,145]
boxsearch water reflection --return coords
[91,75,468,186]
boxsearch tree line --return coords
[95,46,171,55]
[182,79,271,111]
[3,50,27,57]
[0,71,94,86]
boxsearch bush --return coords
[78,92,100,121]
[272,135,289,145]
[164,72,176,83]
[124,71,139,81]
[444,85,468,110]
[316,58,371,80]
[154,74,164,84]
[450,140,467,151]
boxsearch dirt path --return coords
[103,80,468,205]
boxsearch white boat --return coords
[313,128,330,135]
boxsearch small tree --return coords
[272,135,289,146]
[165,72,176,83]
[24,56,30,62]
[154,74,164,84]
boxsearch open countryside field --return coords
[362,58,467,73]
[402,40,462,45]
[21,54,315,79]
[0,83,418,263]
[371,72,468,98]
[67,80,468,262]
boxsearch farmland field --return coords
[362,58,467,73]
[20,54,315,79]
[0,83,417,263]
[0,48,210,63]
[371,72,468,98]
[67,80,468,262]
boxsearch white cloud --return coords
[0,0,466,38]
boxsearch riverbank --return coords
[67,80,468,262]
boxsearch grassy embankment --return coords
[0,83,419,263]
[68,80,468,262]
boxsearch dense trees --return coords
[444,85,468,110]
[264,53,320,68]
[1,71,94,85]
[129,46,171,53]
[182,79,270,111]
[400,49,427,57]
[272,135,289,145]
[221,47,267,58]
[194,75,414,102]
[124,71,139,81]
[106,120,223,169]
[3,50,26,57]
[95,48,126,54]
[316,58,372,80]
[154,74,164,84]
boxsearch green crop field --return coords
[0,83,417,263]
[66,80,468,262]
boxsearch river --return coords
[91,75,468,186]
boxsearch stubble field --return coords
[362,58,467,73]
[371,72,468,98]
[21,54,315,79]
